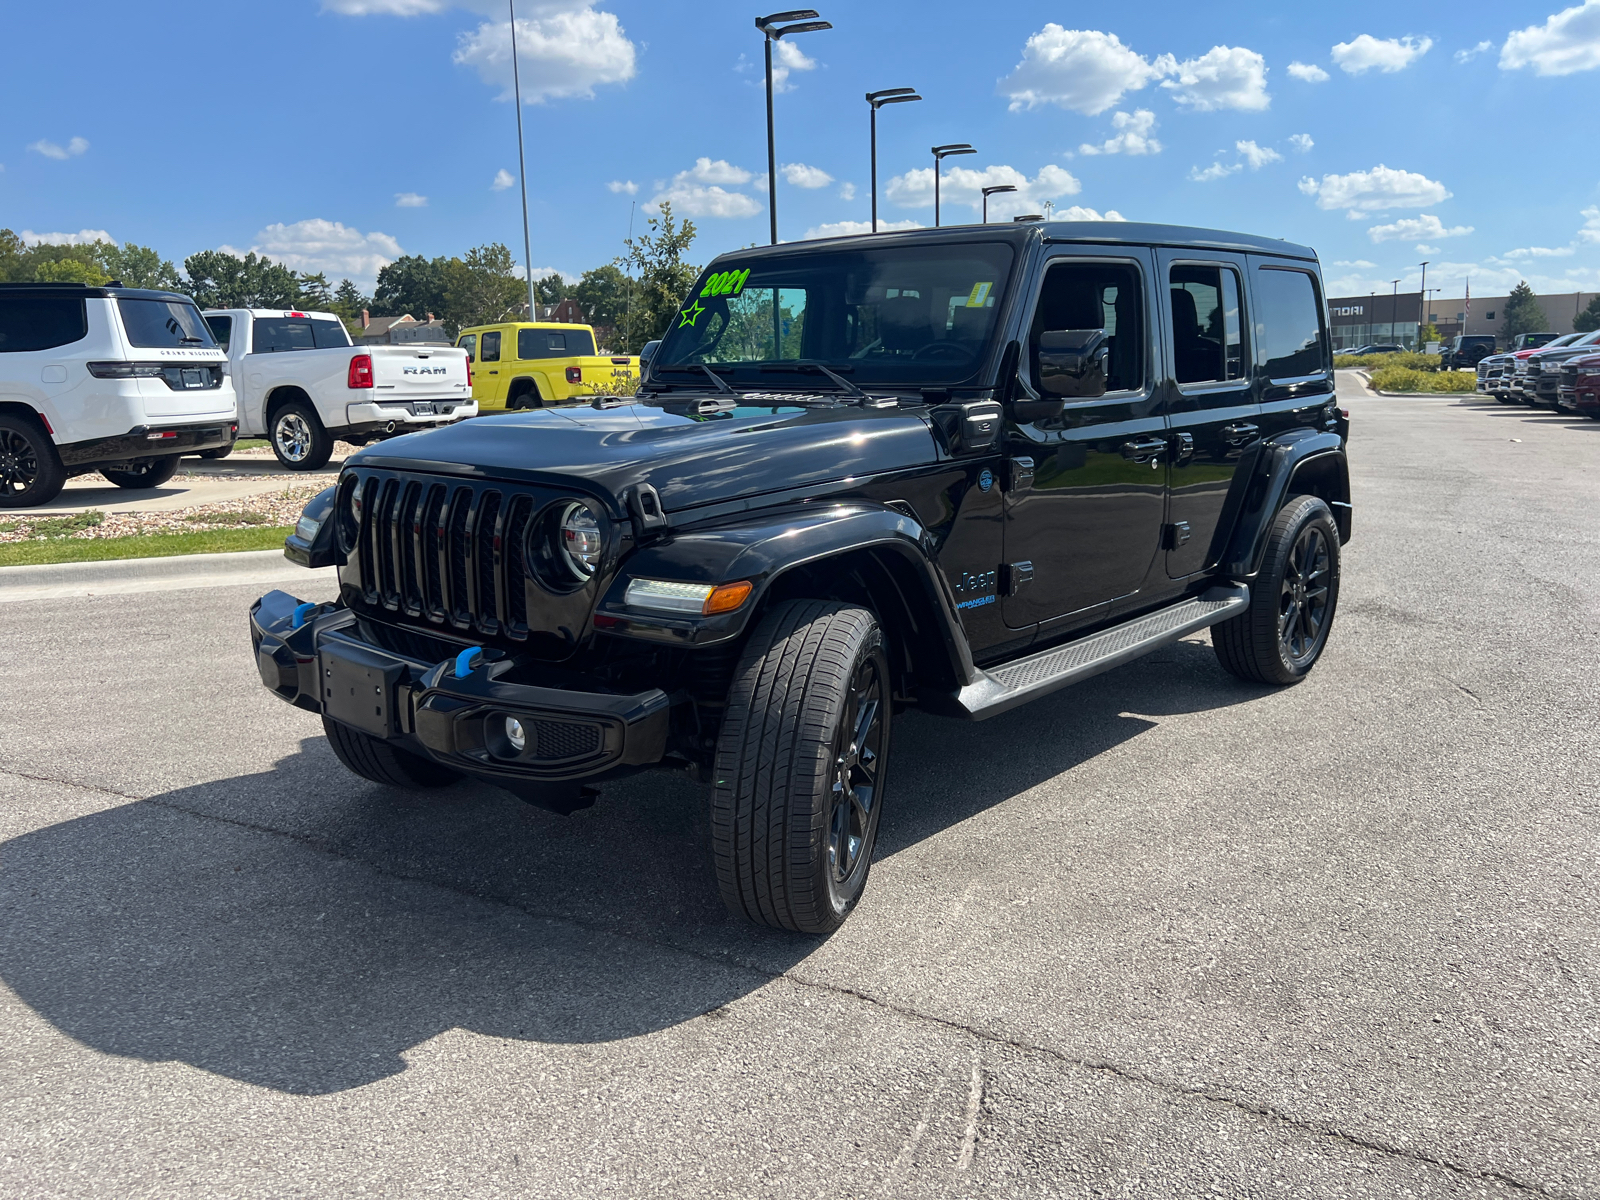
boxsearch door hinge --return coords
[1001,561,1034,595]
[1163,521,1192,549]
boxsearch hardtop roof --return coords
[0,281,197,302]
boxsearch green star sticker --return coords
[678,299,705,328]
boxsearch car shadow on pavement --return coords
[0,641,1267,1095]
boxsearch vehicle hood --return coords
[350,399,940,514]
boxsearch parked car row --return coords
[1476,328,1600,416]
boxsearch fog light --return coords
[505,716,526,752]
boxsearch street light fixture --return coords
[1391,279,1401,345]
[757,10,833,246]
[1417,260,1429,348]
[981,184,1016,224]
[866,88,921,233]
[932,143,975,227]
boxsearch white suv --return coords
[0,282,237,507]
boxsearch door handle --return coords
[1220,422,1259,442]
[1171,431,1195,461]
[1121,438,1166,462]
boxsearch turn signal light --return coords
[705,581,753,614]
[348,354,374,389]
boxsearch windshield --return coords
[118,298,216,348]
[653,242,1016,387]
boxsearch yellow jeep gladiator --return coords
[456,321,639,410]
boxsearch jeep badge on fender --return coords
[251,219,1350,935]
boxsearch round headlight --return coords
[559,502,602,580]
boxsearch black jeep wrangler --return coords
[252,222,1351,934]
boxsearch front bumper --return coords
[250,589,672,787]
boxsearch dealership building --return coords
[1325,290,1600,350]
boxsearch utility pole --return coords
[932,143,975,227]
[757,11,832,245]
[865,88,920,232]
[509,0,535,320]
[1417,261,1428,349]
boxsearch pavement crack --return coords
[0,764,1575,1199]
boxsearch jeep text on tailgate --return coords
[252,221,1352,934]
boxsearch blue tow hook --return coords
[291,602,318,630]
[454,646,484,679]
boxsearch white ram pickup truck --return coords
[202,308,475,469]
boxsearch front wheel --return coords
[271,402,335,470]
[322,717,461,788]
[0,414,66,507]
[101,455,180,490]
[712,601,892,934]
[1213,495,1341,686]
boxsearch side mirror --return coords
[1037,329,1108,399]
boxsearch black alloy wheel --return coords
[827,651,887,898]
[1278,520,1333,669]
[0,415,67,508]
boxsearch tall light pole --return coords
[981,184,1016,224]
[865,88,920,232]
[508,0,535,319]
[1417,260,1429,346]
[1391,279,1400,344]
[932,143,975,227]
[757,10,832,246]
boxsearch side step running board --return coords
[949,585,1250,720]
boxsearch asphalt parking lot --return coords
[0,373,1595,1198]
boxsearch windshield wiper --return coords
[758,360,867,400]
[179,336,204,344]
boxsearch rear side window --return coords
[479,331,501,362]
[1170,265,1245,385]
[518,327,597,358]
[457,333,477,361]
[0,296,88,352]
[118,298,216,348]
[252,317,315,353]
[1254,267,1328,380]
[312,319,349,349]
[205,314,232,349]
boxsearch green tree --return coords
[1574,295,1600,333]
[103,242,184,291]
[442,243,526,330]
[1500,281,1548,342]
[33,257,108,285]
[1418,322,1441,347]
[182,250,301,308]
[372,254,447,318]
[297,271,334,310]
[615,202,699,350]
[573,264,629,334]
[535,273,567,307]
[0,229,25,281]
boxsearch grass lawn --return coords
[234,438,269,451]
[0,526,291,568]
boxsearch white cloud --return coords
[28,136,89,161]
[1161,45,1270,111]
[838,182,857,201]
[770,38,818,93]
[781,162,834,189]
[1079,109,1161,156]
[1331,34,1433,74]
[1236,140,1282,169]
[20,229,114,246]
[1332,259,1377,268]
[607,179,638,195]
[1190,161,1242,183]
[1497,245,1577,259]
[999,27,1168,114]
[1288,133,1314,153]
[1367,214,1474,242]
[1299,164,1451,213]
[678,157,752,186]
[452,5,636,103]
[1053,206,1126,221]
[492,168,515,191]
[1416,244,1440,254]
[1580,205,1600,242]
[885,163,1081,218]
[647,184,761,220]
[229,219,404,287]
[394,192,428,207]
[1455,40,1494,63]
[803,219,923,239]
[1287,61,1330,82]
[1503,1,1600,74]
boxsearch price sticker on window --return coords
[967,281,994,307]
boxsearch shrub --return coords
[1335,351,1443,371]
[1367,365,1477,393]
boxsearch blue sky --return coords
[6,1,1600,303]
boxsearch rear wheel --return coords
[712,601,891,935]
[100,455,180,490]
[506,380,544,410]
[0,414,66,508]
[1213,495,1341,686]
[271,401,334,470]
[322,717,461,788]
[197,440,234,460]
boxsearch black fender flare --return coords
[594,500,978,689]
[1219,430,1349,580]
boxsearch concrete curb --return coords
[0,548,338,603]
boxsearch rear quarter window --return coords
[1253,267,1328,380]
[0,296,88,352]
